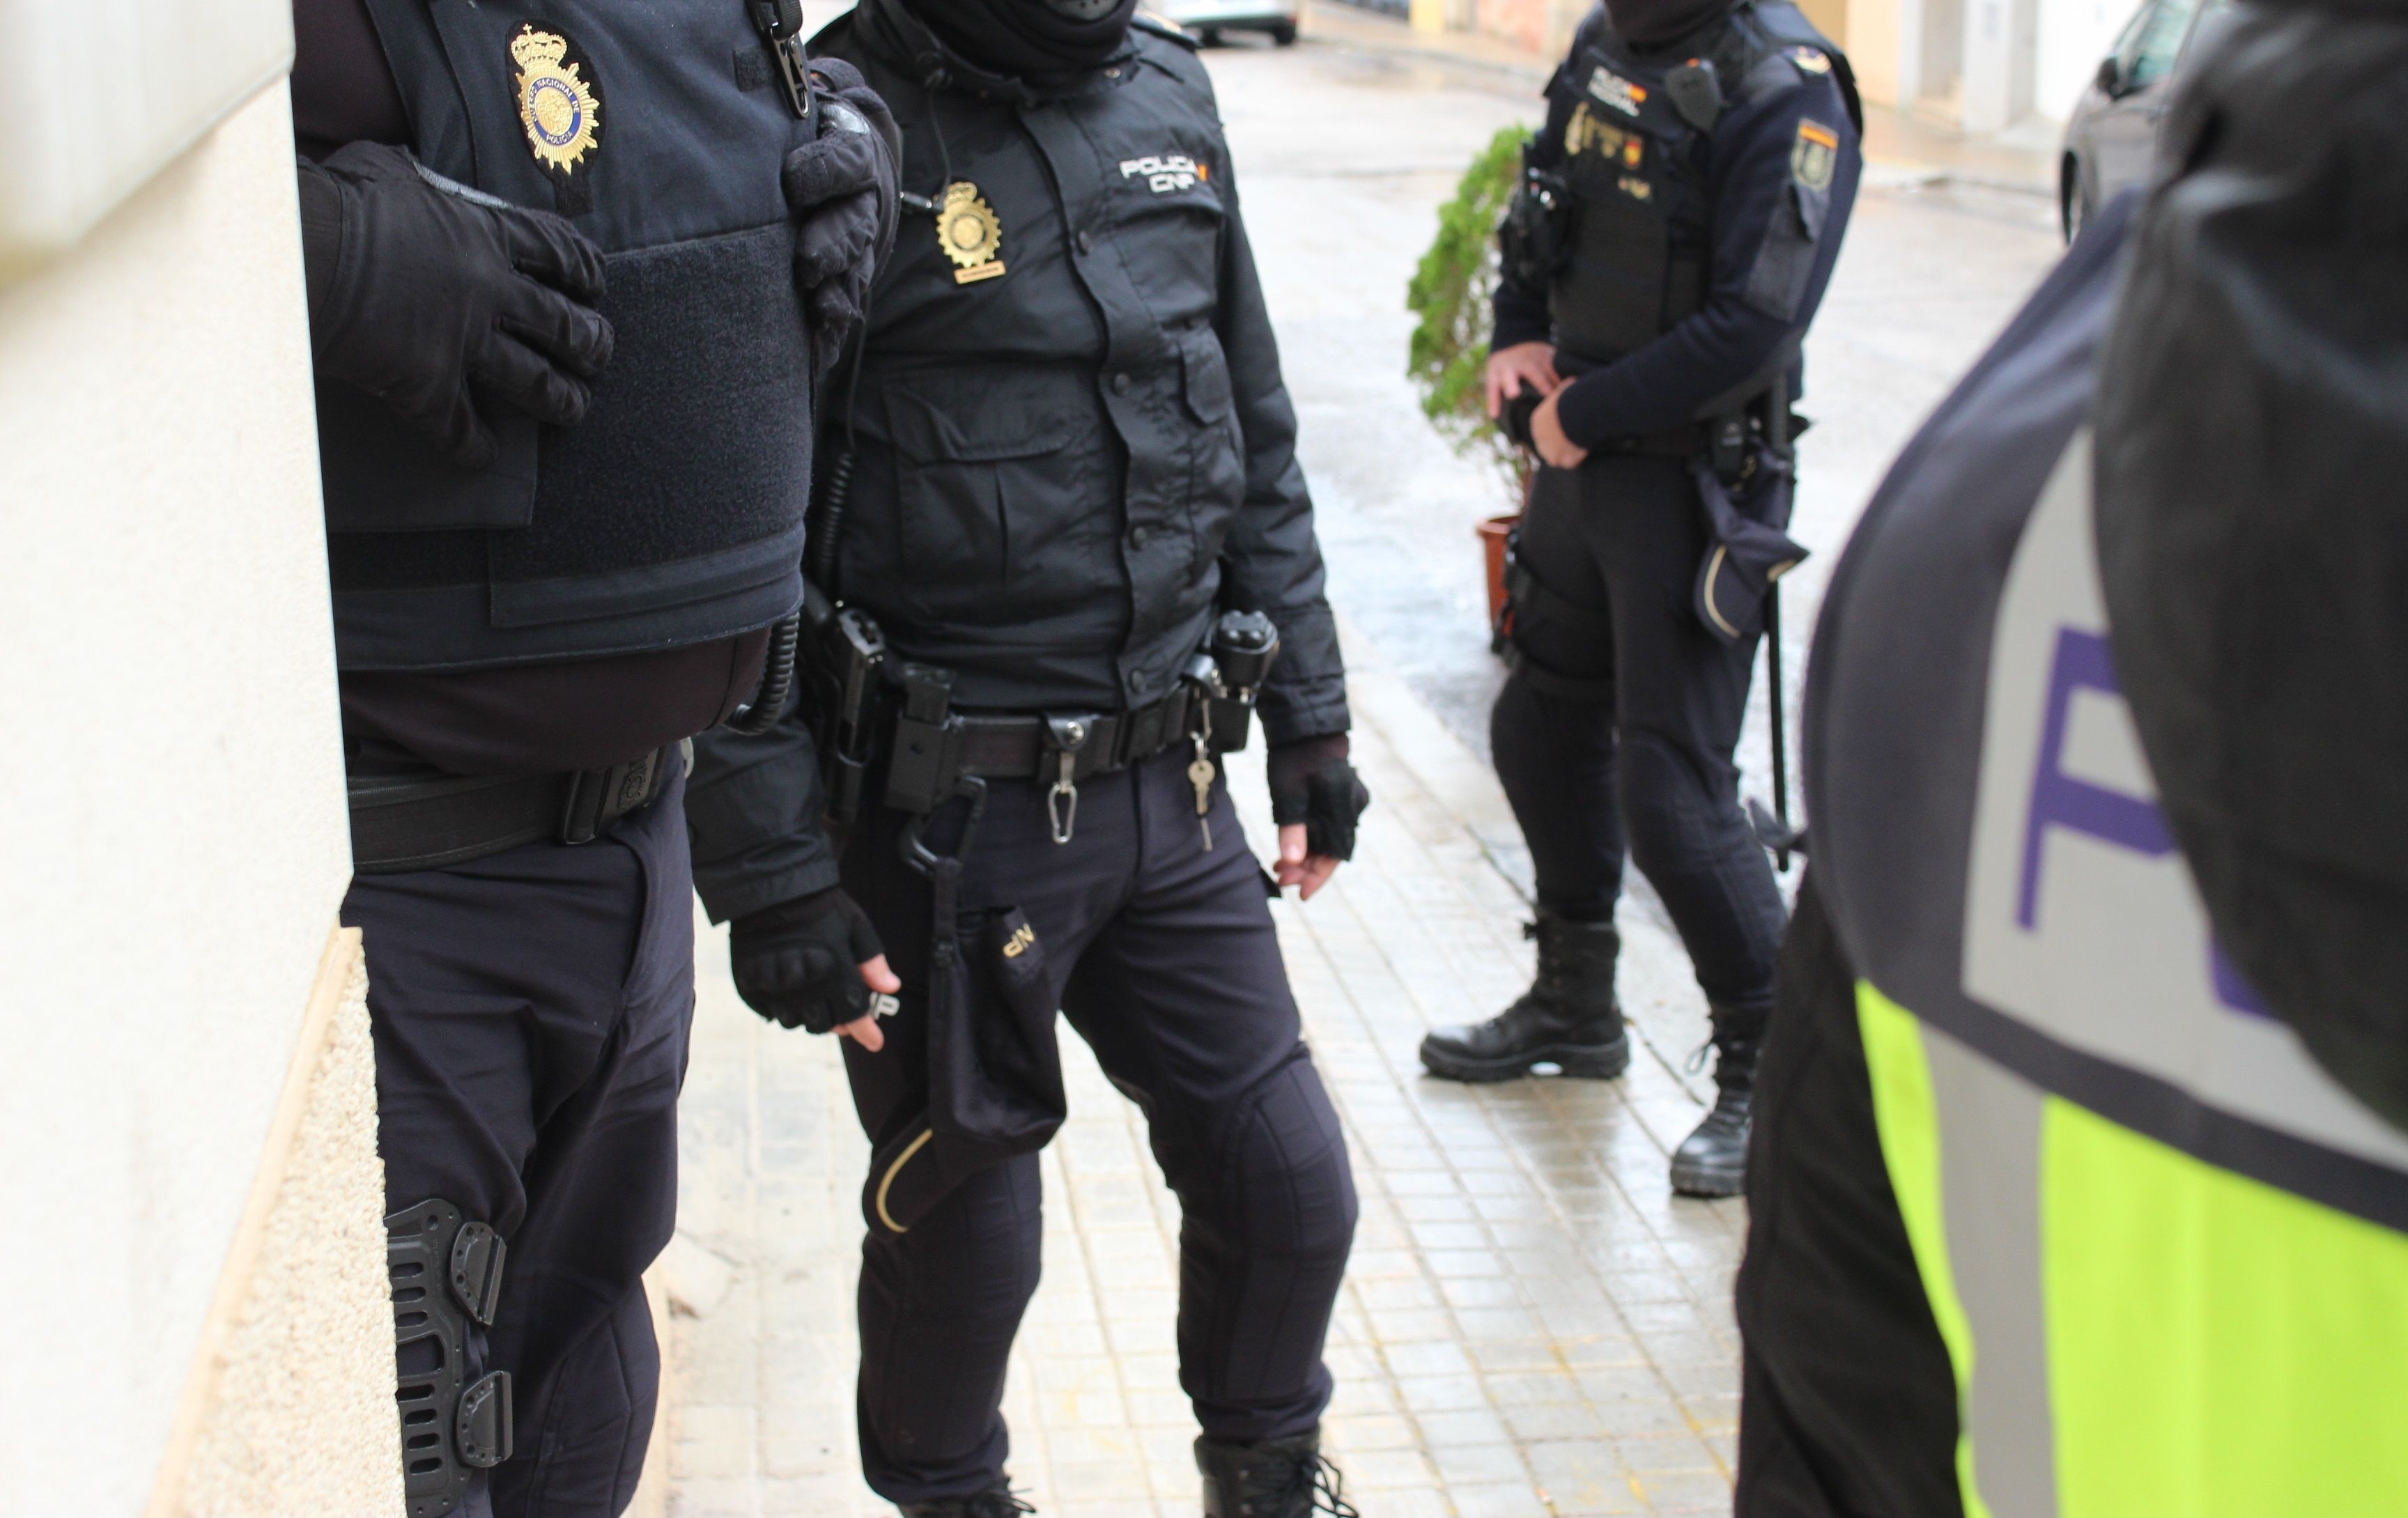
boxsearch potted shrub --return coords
[1406,124,1531,646]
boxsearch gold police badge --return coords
[511,26,601,175]
[938,181,1007,286]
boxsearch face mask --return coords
[913,0,1140,79]
[1603,0,1736,50]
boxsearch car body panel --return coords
[2058,0,2234,238]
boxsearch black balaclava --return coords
[912,0,1139,80]
[1603,0,1738,51]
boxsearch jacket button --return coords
[1112,371,1132,395]
[1128,525,1150,549]
[1076,229,1095,254]
[1126,669,1145,692]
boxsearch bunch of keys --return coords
[1189,705,1216,851]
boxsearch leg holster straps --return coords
[388,1198,516,1518]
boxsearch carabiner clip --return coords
[1048,751,1079,846]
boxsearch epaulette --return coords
[1132,12,1203,49]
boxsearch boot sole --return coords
[1418,1037,1631,1084]
[1669,1157,1745,1198]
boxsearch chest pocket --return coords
[881,368,1115,626]
[1097,137,1227,331]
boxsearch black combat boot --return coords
[1418,914,1629,1082]
[899,1479,1035,1517]
[1196,1433,1359,1518]
[1669,1010,1759,1198]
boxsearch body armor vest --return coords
[324,0,817,672]
[1547,0,1854,365]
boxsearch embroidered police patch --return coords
[1587,65,1649,118]
[511,26,602,176]
[1792,120,1838,192]
[1118,153,1209,194]
[1787,45,1833,75]
[1565,104,1647,169]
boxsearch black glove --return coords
[1267,734,1373,862]
[729,887,888,1033]
[782,60,900,375]
[300,142,613,467]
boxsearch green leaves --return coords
[1405,124,1530,504]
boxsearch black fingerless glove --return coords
[728,887,887,1033]
[300,142,613,466]
[1267,734,1373,863]
[780,59,900,375]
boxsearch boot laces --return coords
[1263,1452,1359,1517]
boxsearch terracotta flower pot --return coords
[1478,513,1520,640]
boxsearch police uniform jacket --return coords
[1497,0,1862,449]
[686,0,1348,922]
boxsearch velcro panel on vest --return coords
[326,222,810,619]
[493,223,812,620]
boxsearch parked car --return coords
[2058,0,2234,239]
[1156,0,1300,46]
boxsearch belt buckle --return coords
[560,748,662,846]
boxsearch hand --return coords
[305,142,613,466]
[1267,735,1372,900]
[1276,824,1341,900]
[782,61,900,376]
[729,888,900,1052]
[1530,387,1591,471]
[1485,341,1563,420]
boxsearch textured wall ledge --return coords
[151,925,401,1518]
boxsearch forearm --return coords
[685,698,843,922]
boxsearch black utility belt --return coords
[952,689,1205,786]
[805,594,1284,832]
[346,745,674,875]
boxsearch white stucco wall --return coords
[0,78,354,1514]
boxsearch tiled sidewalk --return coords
[658,638,1750,1518]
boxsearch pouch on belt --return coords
[863,906,1066,1237]
[1691,442,1808,645]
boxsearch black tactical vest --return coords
[323,0,818,672]
[1548,0,1855,364]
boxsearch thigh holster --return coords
[387,1199,515,1518]
[1502,559,1618,702]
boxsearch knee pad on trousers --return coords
[1180,1058,1359,1416]
[389,1199,514,1518]
[1616,729,1731,873]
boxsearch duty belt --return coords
[346,745,675,874]
[952,687,1201,784]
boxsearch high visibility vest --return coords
[1803,200,2408,1517]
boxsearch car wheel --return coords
[1270,20,1299,44]
[2061,158,2085,244]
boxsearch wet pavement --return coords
[655,29,2066,1518]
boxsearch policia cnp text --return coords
[683,3,1371,1516]
[1416,0,1861,1198]
[291,0,896,1512]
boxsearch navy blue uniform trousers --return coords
[838,748,1360,1504]
[343,766,695,1518]
[1497,455,1789,1024]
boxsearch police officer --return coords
[681,2,1369,1514]
[291,1,895,1511]
[1414,0,1862,1199]
[1734,4,2408,1508]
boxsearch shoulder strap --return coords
[1132,12,1204,50]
